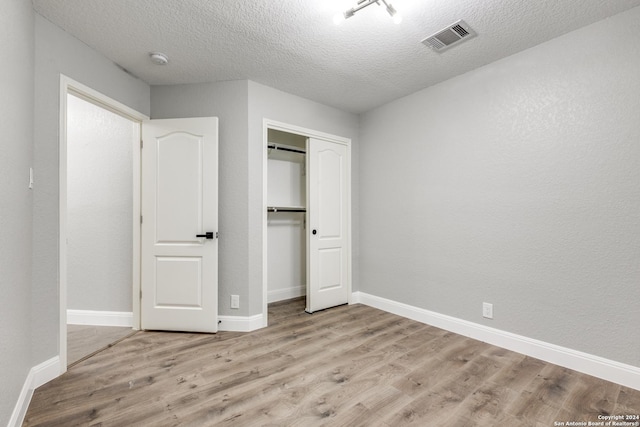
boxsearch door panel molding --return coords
[141,117,218,333]
[306,137,350,313]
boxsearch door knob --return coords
[196,232,214,239]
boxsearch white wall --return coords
[0,1,34,423]
[267,212,306,302]
[67,94,135,312]
[359,7,640,366]
[33,14,150,364]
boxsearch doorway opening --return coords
[266,129,307,305]
[59,76,148,371]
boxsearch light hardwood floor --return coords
[25,298,640,426]
[67,325,136,366]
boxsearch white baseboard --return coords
[67,309,133,327]
[9,356,61,427]
[218,314,265,332]
[353,291,640,391]
[268,285,306,303]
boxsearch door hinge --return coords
[140,289,142,300]
[140,215,143,224]
[140,139,143,149]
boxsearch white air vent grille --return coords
[422,20,477,52]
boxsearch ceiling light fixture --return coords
[333,0,402,25]
[149,52,169,65]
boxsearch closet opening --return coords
[262,119,352,322]
[266,129,308,304]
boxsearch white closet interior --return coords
[267,129,307,303]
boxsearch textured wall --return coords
[0,1,34,423]
[33,14,150,365]
[67,94,135,312]
[359,7,640,366]
[150,81,251,316]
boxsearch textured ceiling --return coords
[32,0,640,113]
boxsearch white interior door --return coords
[306,137,350,313]
[141,117,218,332]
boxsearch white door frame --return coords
[262,119,352,327]
[58,75,148,372]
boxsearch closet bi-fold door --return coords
[306,137,349,313]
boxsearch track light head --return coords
[382,0,402,23]
[334,0,401,25]
[334,8,356,25]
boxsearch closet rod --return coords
[267,206,306,213]
[267,142,306,154]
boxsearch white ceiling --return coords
[32,0,640,114]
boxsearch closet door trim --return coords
[262,119,352,326]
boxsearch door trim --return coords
[262,119,352,327]
[58,75,148,372]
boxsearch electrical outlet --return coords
[482,302,493,319]
[231,295,240,309]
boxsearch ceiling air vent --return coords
[421,19,476,52]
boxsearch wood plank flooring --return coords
[67,325,136,366]
[25,298,640,426]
